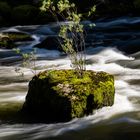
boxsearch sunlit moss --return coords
[22,70,115,122]
[2,32,32,42]
[0,32,33,49]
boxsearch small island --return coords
[21,69,115,123]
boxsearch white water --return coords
[0,17,140,140]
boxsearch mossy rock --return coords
[34,36,61,50]
[0,34,15,49]
[22,70,115,123]
[35,35,84,51]
[0,32,33,49]
[2,32,33,42]
[0,102,23,122]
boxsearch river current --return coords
[0,16,140,140]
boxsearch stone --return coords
[0,32,33,49]
[21,69,115,123]
[35,34,86,51]
[34,36,61,50]
[0,102,23,122]
[0,34,15,49]
[2,32,33,42]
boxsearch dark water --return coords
[0,16,140,140]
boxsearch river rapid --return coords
[0,16,140,140]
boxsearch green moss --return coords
[93,81,115,108]
[0,32,33,49]
[0,37,15,48]
[8,34,30,41]
[0,41,9,47]
[0,102,23,121]
[22,69,115,122]
[38,74,47,80]
[71,76,92,85]
[2,32,33,42]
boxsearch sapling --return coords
[40,0,96,77]
[13,48,37,76]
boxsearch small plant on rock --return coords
[40,0,96,77]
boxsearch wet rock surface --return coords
[22,70,115,123]
[0,32,33,49]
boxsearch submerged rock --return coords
[1,32,33,42]
[34,36,61,50]
[0,102,23,123]
[35,35,86,51]
[22,70,115,123]
[0,34,15,49]
[0,32,33,49]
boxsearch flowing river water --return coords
[0,16,140,140]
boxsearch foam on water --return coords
[33,25,56,35]
[94,16,140,29]
[1,28,19,33]
[0,18,140,139]
[1,47,139,136]
[86,48,134,64]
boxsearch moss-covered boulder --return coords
[22,70,115,123]
[0,34,15,49]
[0,102,23,123]
[2,32,33,42]
[0,32,33,49]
